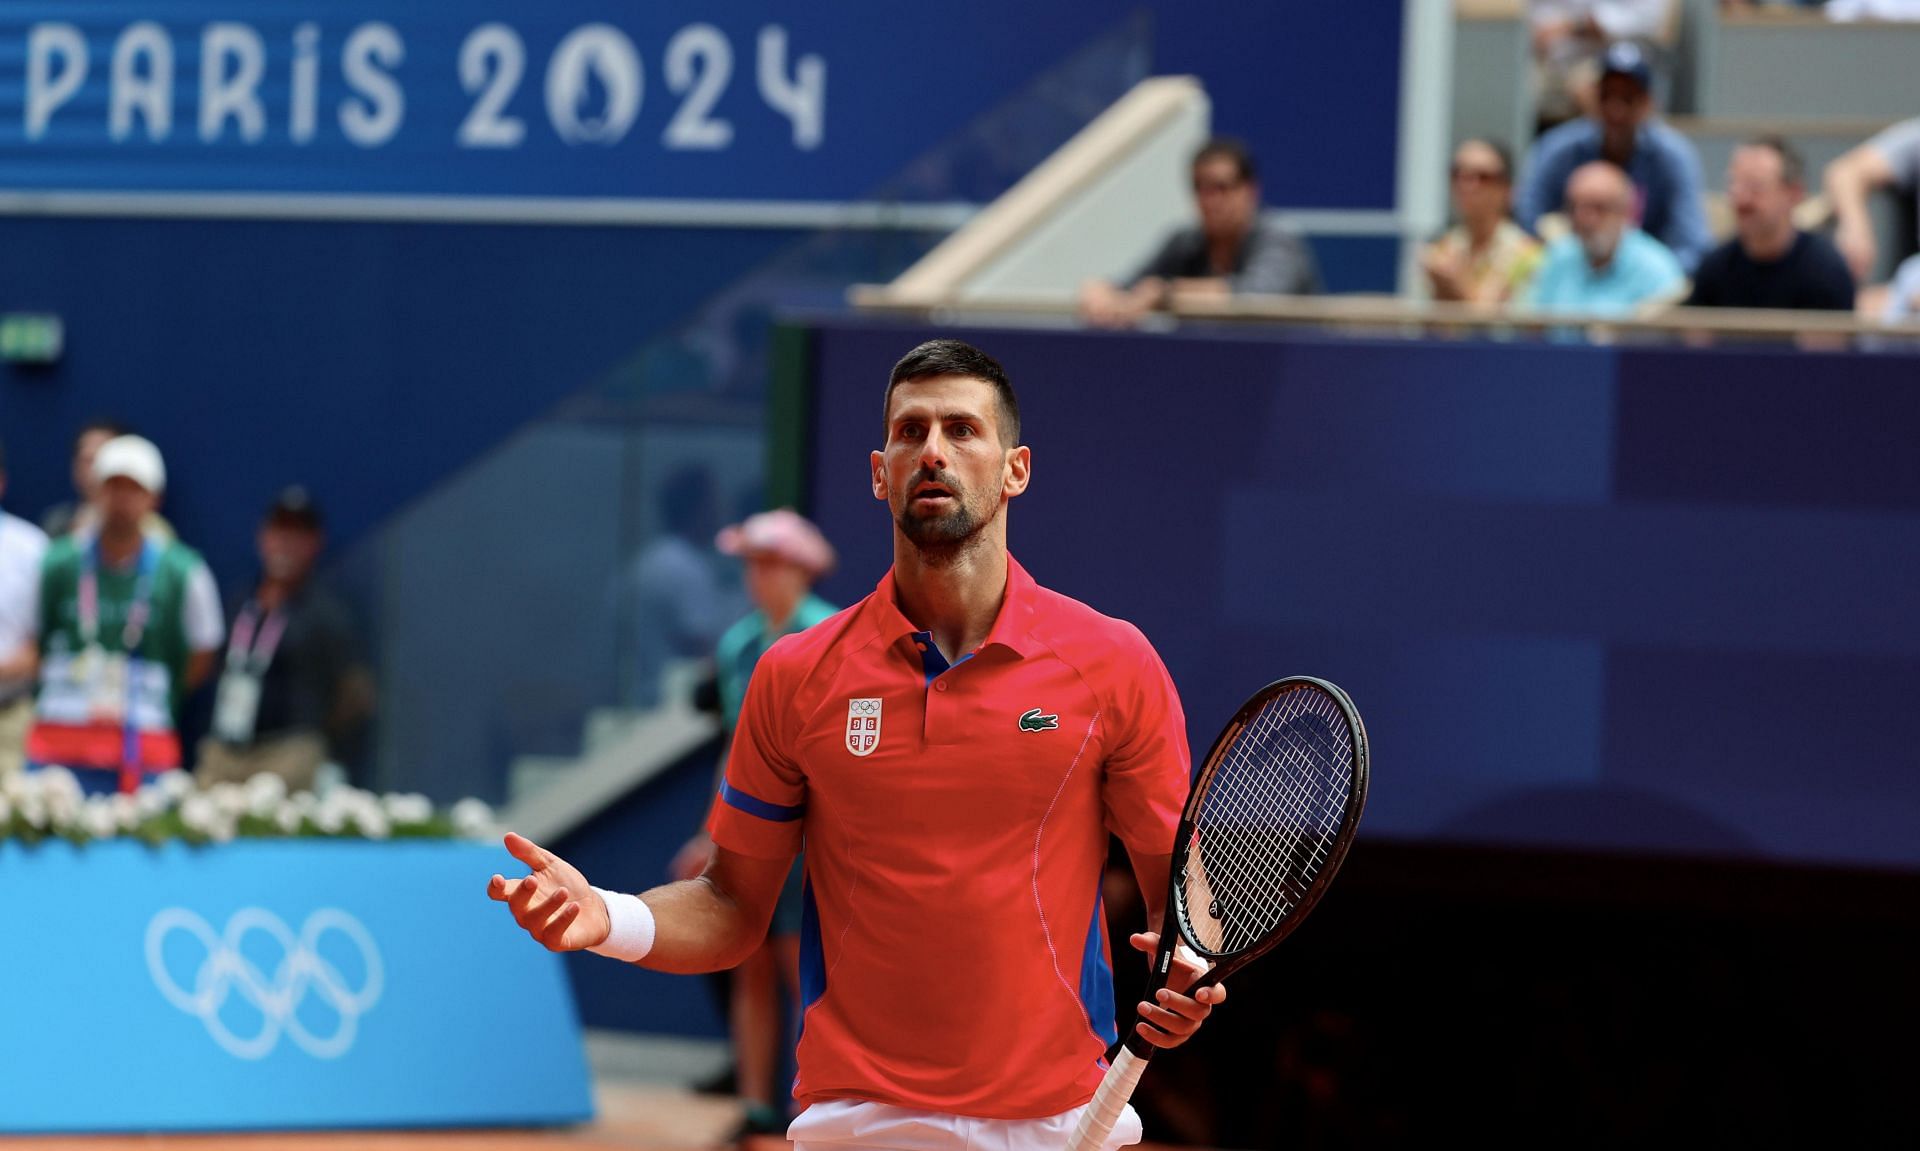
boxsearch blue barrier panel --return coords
[796,320,1920,871]
[0,839,591,1133]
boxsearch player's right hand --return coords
[487,832,611,952]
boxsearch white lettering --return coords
[545,24,642,146]
[199,23,266,143]
[456,24,526,149]
[290,23,320,145]
[663,24,733,150]
[339,23,404,147]
[757,26,824,151]
[110,22,173,142]
[25,24,88,141]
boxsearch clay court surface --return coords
[11,1085,1193,1151]
[12,1084,754,1150]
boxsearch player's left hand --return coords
[1127,931,1226,1049]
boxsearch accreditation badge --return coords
[211,669,264,745]
[87,652,131,723]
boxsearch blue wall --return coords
[0,216,798,586]
[798,319,1920,872]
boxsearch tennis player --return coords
[491,339,1222,1151]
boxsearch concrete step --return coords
[508,755,579,803]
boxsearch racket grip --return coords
[1064,1047,1147,1151]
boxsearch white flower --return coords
[244,773,288,817]
[179,794,217,835]
[110,794,141,833]
[133,785,170,822]
[450,798,495,839]
[1,769,30,803]
[381,792,434,826]
[208,813,238,844]
[39,768,84,827]
[274,803,303,835]
[208,782,248,821]
[37,766,82,803]
[19,793,46,831]
[46,788,83,831]
[158,770,196,803]
[82,797,119,841]
[354,806,392,840]
[314,794,348,835]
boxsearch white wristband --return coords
[588,887,656,962]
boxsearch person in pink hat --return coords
[673,507,839,1139]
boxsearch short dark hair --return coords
[1192,137,1257,185]
[1741,135,1805,188]
[884,339,1021,447]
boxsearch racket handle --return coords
[1064,1046,1148,1151]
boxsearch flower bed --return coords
[0,767,494,846]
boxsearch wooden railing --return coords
[851,289,1920,344]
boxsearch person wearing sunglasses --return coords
[1421,139,1543,306]
[1079,137,1321,328]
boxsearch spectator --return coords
[1530,1,1675,130]
[1868,252,1920,325]
[1517,42,1713,274]
[1079,137,1321,328]
[1421,139,1544,306]
[0,440,49,778]
[24,436,222,796]
[1686,138,1855,311]
[1824,116,1920,284]
[1826,1,1920,20]
[39,420,175,542]
[621,465,740,709]
[670,509,839,1139]
[196,488,373,793]
[1524,161,1688,314]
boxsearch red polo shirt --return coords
[708,555,1189,1119]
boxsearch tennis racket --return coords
[1065,675,1369,1151]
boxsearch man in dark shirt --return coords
[1687,137,1855,312]
[196,488,373,792]
[1079,137,1320,327]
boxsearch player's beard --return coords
[895,468,993,563]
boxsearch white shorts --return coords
[788,1097,1143,1151]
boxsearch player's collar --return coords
[867,553,1037,659]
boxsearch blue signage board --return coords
[0,2,1404,209]
[0,839,592,1133]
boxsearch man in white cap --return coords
[26,435,224,796]
[671,507,838,1140]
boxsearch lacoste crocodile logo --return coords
[1018,708,1060,732]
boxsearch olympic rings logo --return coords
[145,907,384,1060]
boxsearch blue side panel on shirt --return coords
[1078,884,1118,1046]
[797,868,827,1064]
[719,779,805,822]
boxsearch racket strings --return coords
[1180,688,1353,956]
